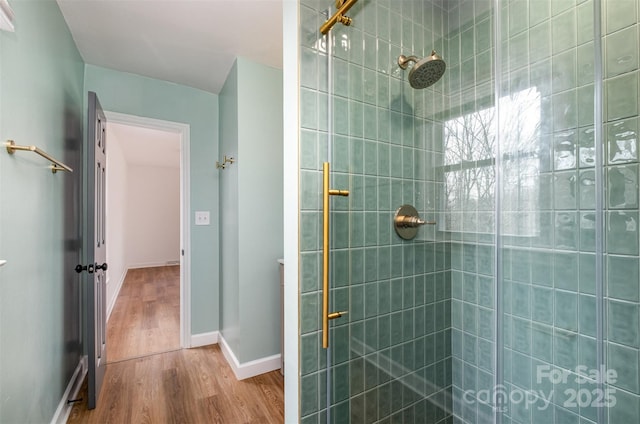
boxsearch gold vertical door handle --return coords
[322,162,349,349]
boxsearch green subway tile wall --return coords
[449,0,640,423]
[298,0,640,423]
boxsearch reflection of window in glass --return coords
[442,88,542,236]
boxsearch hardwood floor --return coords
[67,345,285,423]
[69,266,284,423]
[107,266,180,362]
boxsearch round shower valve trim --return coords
[394,204,436,240]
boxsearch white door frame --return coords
[283,0,300,421]
[104,111,191,349]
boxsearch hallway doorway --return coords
[104,114,190,361]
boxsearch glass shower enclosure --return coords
[296,0,639,423]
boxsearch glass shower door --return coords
[321,0,453,422]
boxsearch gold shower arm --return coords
[5,140,73,173]
[322,162,349,348]
[320,0,358,35]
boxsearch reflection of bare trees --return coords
[445,108,496,207]
[443,88,542,235]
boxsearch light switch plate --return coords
[195,211,210,226]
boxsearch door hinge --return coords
[182,249,184,256]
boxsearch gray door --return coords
[86,91,107,409]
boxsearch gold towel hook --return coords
[215,155,235,170]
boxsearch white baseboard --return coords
[50,355,88,424]
[190,331,219,348]
[107,268,128,321]
[129,261,180,269]
[218,334,281,380]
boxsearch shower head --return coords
[398,50,446,89]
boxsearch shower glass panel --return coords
[495,0,603,422]
[493,0,638,422]
[445,1,499,423]
[496,1,608,423]
[300,0,455,422]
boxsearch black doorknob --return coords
[75,263,95,274]
[95,263,108,271]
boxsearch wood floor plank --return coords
[199,395,226,424]
[67,345,284,424]
[107,266,180,362]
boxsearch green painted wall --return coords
[219,57,283,363]
[84,65,219,334]
[219,60,240,353]
[237,57,283,362]
[0,1,85,421]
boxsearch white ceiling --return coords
[108,122,181,168]
[56,0,283,94]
